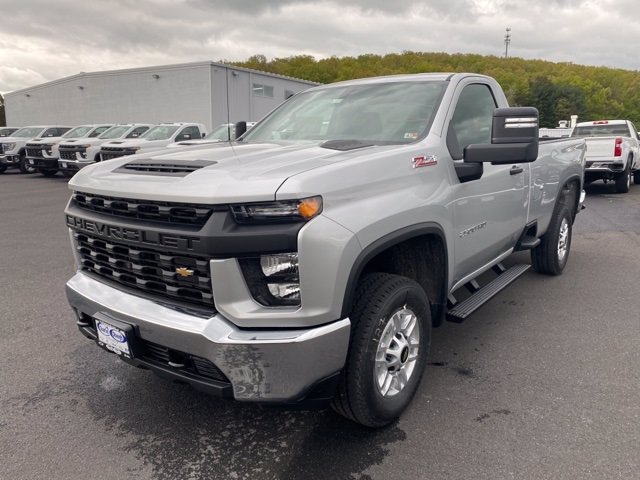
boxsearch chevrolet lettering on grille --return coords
[66,215,201,250]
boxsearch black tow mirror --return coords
[464,107,539,165]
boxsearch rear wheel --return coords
[615,162,631,193]
[331,273,431,427]
[531,205,572,275]
[18,153,35,174]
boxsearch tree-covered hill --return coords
[233,52,640,128]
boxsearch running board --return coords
[446,263,531,323]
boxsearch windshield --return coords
[572,124,631,137]
[140,125,179,141]
[0,128,17,137]
[99,126,130,139]
[204,124,234,141]
[64,126,92,138]
[242,81,447,145]
[13,127,45,138]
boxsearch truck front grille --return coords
[100,147,133,160]
[74,232,214,308]
[60,149,84,160]
[26,147,44,158]
[72,192,215,226]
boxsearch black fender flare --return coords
[340,222,449,320]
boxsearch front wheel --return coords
[18,154,35,174]
[634,170,640,185]
[331,273,431,427]
[531,205,572,275]
[0,164,6,174]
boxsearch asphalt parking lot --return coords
[1,171,639,480]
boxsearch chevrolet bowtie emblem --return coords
[175,267,195,277]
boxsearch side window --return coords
[128,126,149,138]
[629,122,639,139]
[447,84,497,159]
[177,126,200,141]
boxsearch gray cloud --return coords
[1,0,639,94]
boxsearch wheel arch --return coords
[341,223,449,327]
[556,174,582,221]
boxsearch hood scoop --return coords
[114,158,217,176]
[320,139,375,151]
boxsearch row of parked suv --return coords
[0,122,251,177]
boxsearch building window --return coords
[253,83,274,98]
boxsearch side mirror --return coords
[234,121,247,140]
[464,107,539,165]
[202,132,206,138]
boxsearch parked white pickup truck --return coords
[98,123,207,161]
[27,124,113,177]
[58,124,153,176]
[570,120,640,192]
[0,125,71,173]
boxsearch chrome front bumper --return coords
[66,272,351,402]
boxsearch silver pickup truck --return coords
[64,73,586,427]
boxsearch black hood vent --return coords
[114,159,217,176]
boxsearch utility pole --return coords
[504,27,511,58]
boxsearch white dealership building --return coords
[4,61,317,130]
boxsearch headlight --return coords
[239,253,300,306]
[4,143,16,151]
[230,196,322,224]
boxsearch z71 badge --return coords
[412,155,438,169]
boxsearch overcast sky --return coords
[1,0,639,94]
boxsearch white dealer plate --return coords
[96,319,131,357]
[60,161,67,168]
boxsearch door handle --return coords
[510,165,523,175]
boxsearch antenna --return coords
[504,27,511,58]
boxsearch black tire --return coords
[39,169,58,177]
[18,153,35,174]
[615,162,631,193]
[531,205,572,275]
[331,273,431,427]
[0,164,6,174]
[634,170,640,185]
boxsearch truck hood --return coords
[69,141,383,203]
[28,136,66,144]
[100,138,168,149]
[0,135,28,143]
[60,137,104,147]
